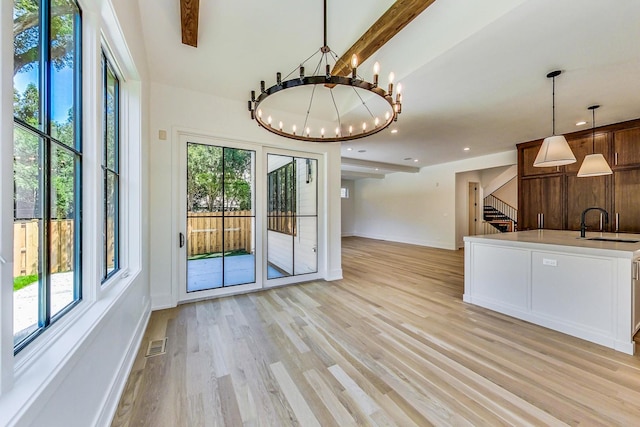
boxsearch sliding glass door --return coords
[267,154,318,279]
[185,143,255,291]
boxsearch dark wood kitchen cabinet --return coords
[518,118,640,233]
[613,127,640,168]
[613,169,640,233]
[519,176,564,230]
[566,174,608,231]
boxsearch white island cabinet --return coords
[464,230,640,355]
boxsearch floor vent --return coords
[145,338,167,358]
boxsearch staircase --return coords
[483,194,517,233]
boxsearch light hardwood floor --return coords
[112,237,640,426]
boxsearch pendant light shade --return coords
[577,105,612,177]
[534,135,575,167]
[534,70,576,167]
[577,153,612,177]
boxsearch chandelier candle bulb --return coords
[267,116,272,126]
[321,128,325,138]
[351,54,358,79]
[362,122,367,132]
[306,127,310,137]
[349,125,353,136]
[251,91,256,102]
[325,64,330,77]
[279,121,283,131]
[260,80,265,92]
[300,66,304,79]
[375,117,380,127]
[292,125,297,135]
[276,72,282,85]
[335,127,340,137]
[373,62,380,86]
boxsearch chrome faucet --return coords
[580,207,609,238]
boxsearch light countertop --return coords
[464,230,640,258]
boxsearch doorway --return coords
[468,182,479,236]
[185,143,256,292]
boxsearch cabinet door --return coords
[566,175,608,231]
[613,127,640,168]
[520,176,564,230]
[521,143,561,176]
[565,133,609,174]
[614,169,640,232]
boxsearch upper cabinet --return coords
[613,127,640,168]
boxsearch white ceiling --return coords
[138,0,640,178]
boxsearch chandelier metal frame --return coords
[247,0,402,143]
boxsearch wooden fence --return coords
[187,211,253,258]
[13,212,253,277]
[13,219,75,277]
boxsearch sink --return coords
[586,237,640,243]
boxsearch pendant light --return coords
[577,105,612,177]
[534,70,576,167]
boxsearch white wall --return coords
[492,177,518,208]
[149,82,342,309]
[0,0,151,425]
[353,151,517,250]
[341,180,355,236]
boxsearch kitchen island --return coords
[464,230,640,355]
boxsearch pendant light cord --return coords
[323,0,327,48]
[592,107,596,152]
[551,75,556,135]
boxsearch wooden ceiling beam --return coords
[180,0,200,47]
[331,0,437,77]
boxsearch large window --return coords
[102,52,119,282]
[13,0,82,352]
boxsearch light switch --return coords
[158,129,167,140]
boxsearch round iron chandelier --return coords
[247,0,402,143]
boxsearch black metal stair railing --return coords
[483,194,517,233]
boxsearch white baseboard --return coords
[351,232,455,250]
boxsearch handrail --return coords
[484,194,517,224]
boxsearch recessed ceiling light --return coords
[347,147,353,151]
[576,121,587,126]
[375,168,379,171]
[413,159,419,162]
[403,157,412,161]
[391,129,398,134]
[358,149,366,153]
[463,147,470,151]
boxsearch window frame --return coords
[12,0,83,354]
[101,50,120,283]
[267,162,296,235]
